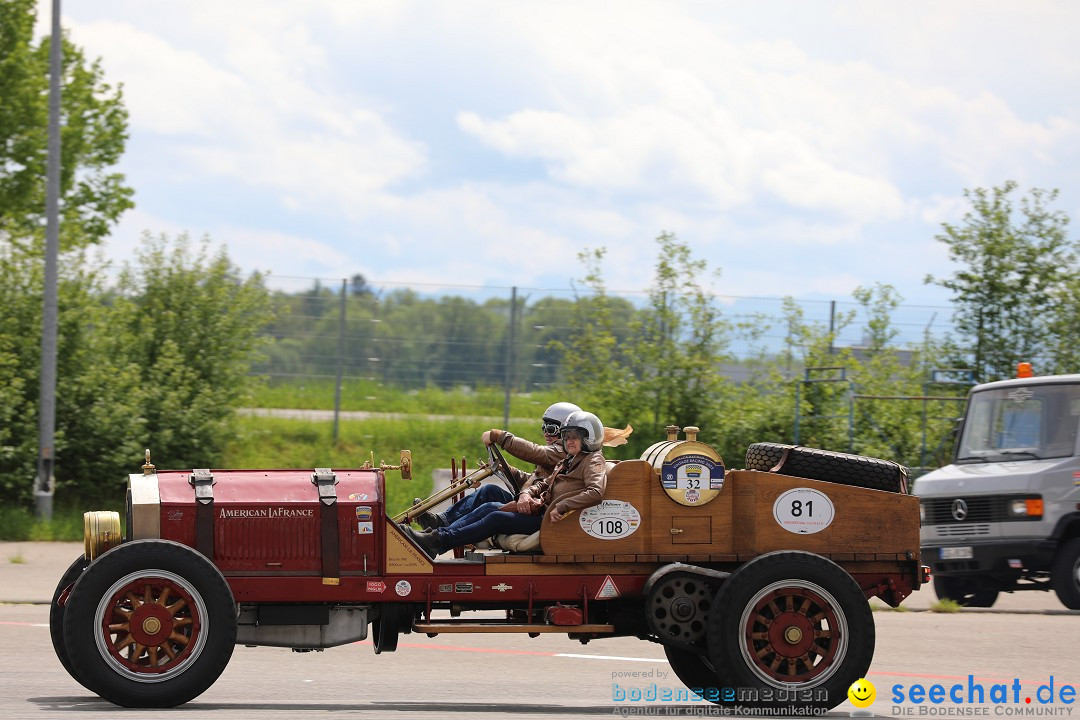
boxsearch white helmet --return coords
[541,402,582,436]
[560,410,604,452]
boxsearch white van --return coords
[915,371,1080,608]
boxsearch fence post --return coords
[333,278,346,443]
[503,287,517,429]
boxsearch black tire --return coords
[933,575,998,608]
[745,442,907,493]
[50,554,91,690]
[1051,538,1080,610]
[63,540,237,708]
[664,645,727,697]
[706,551,875,712]
[372,603,402,654]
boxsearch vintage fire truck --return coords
[50,426,924,710]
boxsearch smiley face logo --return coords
[848,678,876,708]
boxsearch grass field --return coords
[6,382,579,541]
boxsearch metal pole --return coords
[502,287,517,429]
[332,278,346,443]
[35,0,62,521]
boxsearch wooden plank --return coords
[614,554,637,563]
[656,554,689,562]
[593,555,614,563]
[856,553,876,562]
[830,553,855,561]
[413,622,615,634]
[573,555,595,563]
[686,554,711,563]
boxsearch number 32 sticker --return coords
[772,488,835,535]
[579,500,641,540]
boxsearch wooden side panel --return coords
[535,463,917,561]
[539,460,652,555]
[732,470,919,557]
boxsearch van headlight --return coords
[1007,497,1043,518]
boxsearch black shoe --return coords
[418,511,448,531]
[403,525,441,560]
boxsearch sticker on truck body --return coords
[772,488,835,534]
[579,500,641,540]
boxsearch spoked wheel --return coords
[50,554,91,690]
[706,551,874,712]
[63,540,236,708]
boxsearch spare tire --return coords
[744,442,907,493]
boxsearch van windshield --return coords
[956,383,1080,463]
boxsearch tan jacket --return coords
[525,450,607,515]
[494,432,567,491]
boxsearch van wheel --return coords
[63,540,236,707]
[744,443,906,493]
[933,576,998,608]
[1051,538,1080,610]
[706,551,874,711]
[50,555,91,690]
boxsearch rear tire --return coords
[63,540,236,708]
[664,645,726,697]
[1051,538,1080,610]
[706,551,874,712]
[745,442,907,493]
[933,575,998,608]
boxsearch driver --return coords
[416,402,580,530]
[402,410,608,560]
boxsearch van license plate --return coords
[940,546,973,560]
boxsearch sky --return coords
[35,1,1080,306]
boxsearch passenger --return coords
[403,410,608,560]
[416,402,581,530]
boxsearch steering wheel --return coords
[487,443,520,495]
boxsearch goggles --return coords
[541,419,562,436]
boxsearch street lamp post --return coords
[35,0,63,520]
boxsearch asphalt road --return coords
[3,543,1078,719]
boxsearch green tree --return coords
[0,0,133,250]
[925,182,1076,381]
[103,233,275,472]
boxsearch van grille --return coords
[922,496,999,524]
[935,524,990,536]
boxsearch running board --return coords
[413,621,615,634]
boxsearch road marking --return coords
[556,653,665,662]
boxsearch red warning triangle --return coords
[596,575,620,599]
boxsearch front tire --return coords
[706,551,874,712]
[1051,538,1080,610]
[50,555,91,690]
[933,575,999,608]
[63,540,236,707]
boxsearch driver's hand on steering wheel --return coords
[549,506,565,522]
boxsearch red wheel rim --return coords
[96,571,204,677]
[739,580,846,685]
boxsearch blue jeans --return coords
[444,483,514,524]
[435,501,543,550]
